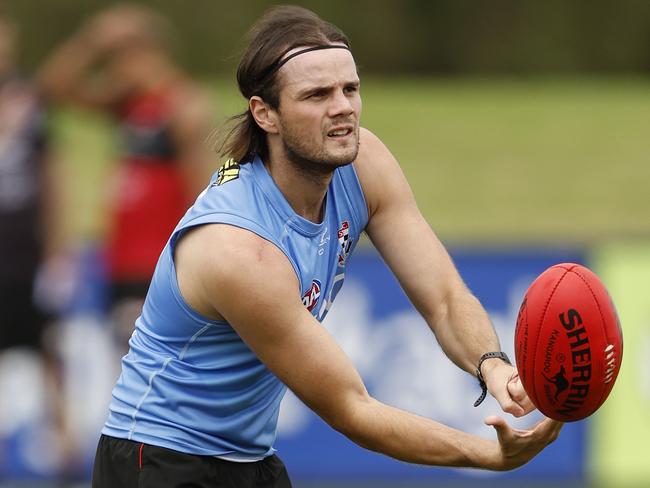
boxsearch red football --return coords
[514,263,623,421]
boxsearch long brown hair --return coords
[216,5,350,163]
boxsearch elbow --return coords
[322,390,375,441]
[326,394,383,453]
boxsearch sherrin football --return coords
[514,263,623,421]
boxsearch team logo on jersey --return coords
[213,158,240,186]
[337,221,352,267]
[302,279,322,312]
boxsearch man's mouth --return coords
[327,126,354,138]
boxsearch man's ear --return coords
[249,96,279,134]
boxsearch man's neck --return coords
[263,152,332,224]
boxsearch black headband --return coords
[257,44,351,84]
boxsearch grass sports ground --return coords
[53,76,650,246]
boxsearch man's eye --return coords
[309,91,326,98]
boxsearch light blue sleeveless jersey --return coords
[102,155,369,459]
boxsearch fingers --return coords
[484,415,506,427]
[507,374,535,415]
[537,417,563,431]
[484,415,512,444]
[485,415,562,470]
[536,417,564,444]
[492,383,526,417]
[484,364,528,417]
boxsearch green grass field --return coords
[54,77,650,247]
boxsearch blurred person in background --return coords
[0,8,74,476]
[40,3,214,353]
[92,6,562,488]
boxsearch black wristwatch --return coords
[473,351,511,407]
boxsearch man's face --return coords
[273,46,362,172]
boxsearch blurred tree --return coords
[5,0,650,75]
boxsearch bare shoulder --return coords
[175,223,299,319]
[354,127,413,219]
[177,223,296,285]
[356,127,394,166]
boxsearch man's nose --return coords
[328,90,355,118]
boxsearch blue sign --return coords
[275,247,587,484]
[0,246,587,484]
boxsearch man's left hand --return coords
[482,360,535,417]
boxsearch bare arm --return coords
[356,128,531,416]
[168,87,216,200]
[40,150,67,260]
[174,223,560,470]
[38,12,130,109]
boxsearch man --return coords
[39,4,213,352]
[0,13,54,360]
[0,10,73,475]
[92,6,562,488]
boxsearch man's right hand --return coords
[484,415,563,471]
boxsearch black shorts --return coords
[110,280,151,305]
[0,280,47,351]
[92,435,293,488]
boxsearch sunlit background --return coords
[1,1,649,487]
